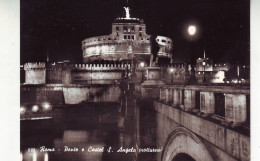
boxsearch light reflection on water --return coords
[33,151,37,161]
[44,153,48,161]
[21,86,157,161]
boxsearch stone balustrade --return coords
[158,85,250,127]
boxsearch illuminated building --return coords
[81,7,173,63]
[22,6,174,85]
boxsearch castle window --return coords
[156,39,159,42]
[116,32,119,36]
[108,38,111,40]
[128,35,131,39]
[168,41,171,44]
[139,33,142,37]
[162,39,166,43]
[124,35,127,39]
[131,35,134,40]
[116,26,119,31]
[123,26,127,32]
[131,26,135,31]
[139,27,142,31]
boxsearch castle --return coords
[81,7,173,63]
[20,7,249,85]
[21,6,185,85]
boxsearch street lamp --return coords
[187,25,197,84]
[42,102,52,111]
[32,105,39,112]
[140,62,145,83]
[170,68,174,83]
[20,106,26,115]
[202,61,206,83]
[140,62,144,68]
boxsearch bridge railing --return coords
[158,85,250,129]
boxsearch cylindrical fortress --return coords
[82,8,173,63]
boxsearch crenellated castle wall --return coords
[74,63,131,70]
[22,62,190,85]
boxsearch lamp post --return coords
[170,68,174,83]
[187,25,197,84]
[202,61,206,83]
[140,62,145,83]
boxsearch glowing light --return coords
[32,105,39,112]
[42,103,52,111]
[202,62,206,66]
[188,25,196,36]
[140,62,145,67]
[20,107,26,114]
[44,153,49,161]
[170,68,174,73]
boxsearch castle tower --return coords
[24,62,46,84]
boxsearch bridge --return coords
[20,81,250,161]
[139,84,249,161]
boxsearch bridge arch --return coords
[161,127,214,161]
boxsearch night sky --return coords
[21,0,250,65]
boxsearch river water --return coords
[20,85,159,161]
